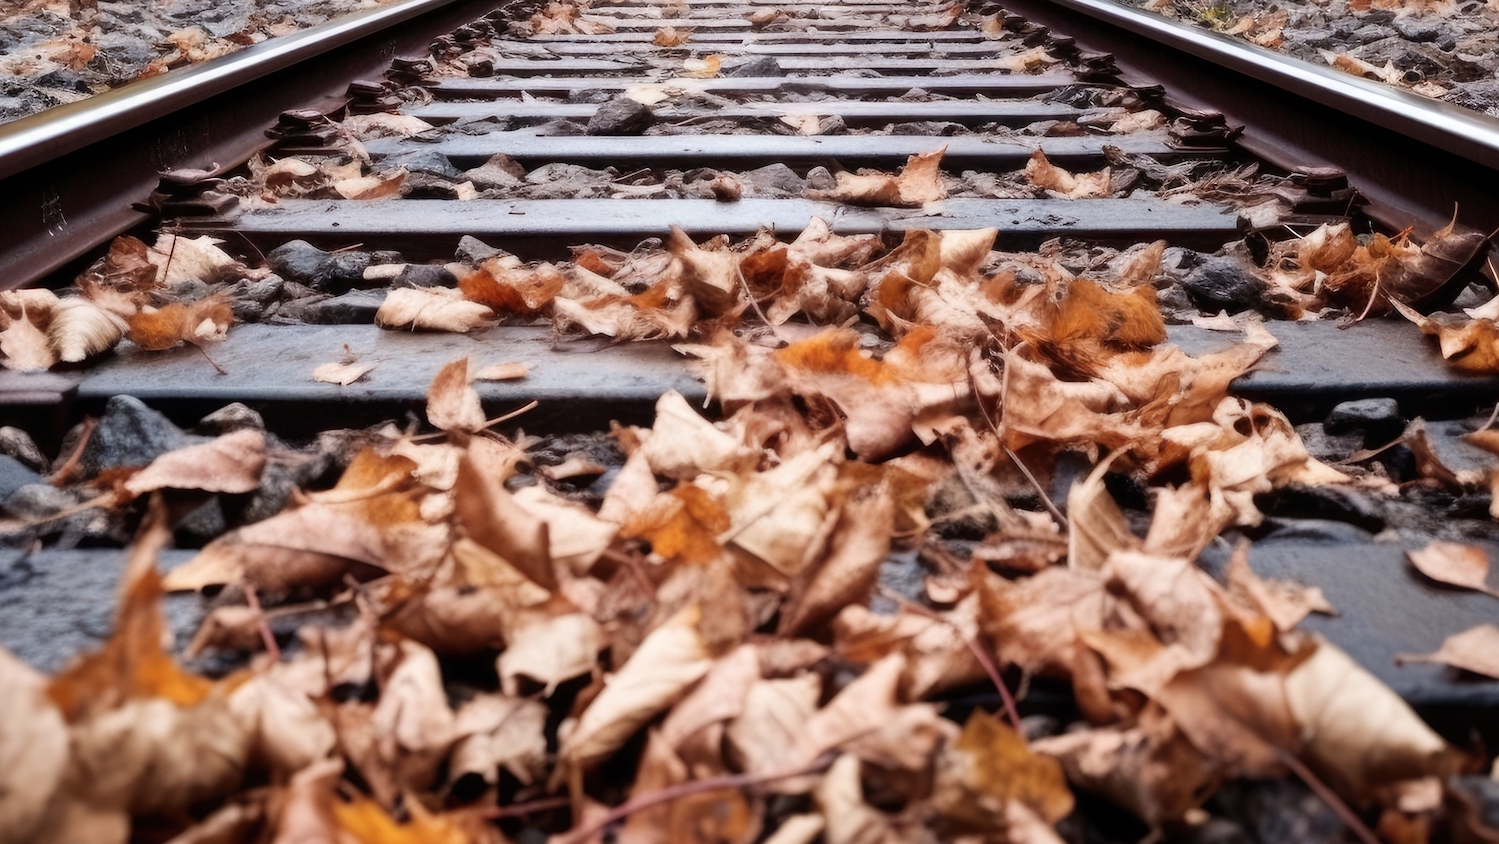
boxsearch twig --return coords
[192,342,228,375]
[1278,752,1380,844]
[557,753,837,844]
[874,586,1026,741]
[1003,444,1067,531]
[243,584,281,663]
[480,796,572,819]
[48,417,97,487]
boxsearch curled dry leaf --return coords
[815,146,947,207]
[376,287,493,333]
[128,296,234,351]
[682,54,722,78]
[1025,149,1111,198]
[473,362,529,381]
[1396,623,1499,679]
[653,25,691,46]
[0,646,69,844]
[1284,638,1456,797]
[1405,540,1499,598]
[559,605,714,772]
[124,428,267,496]
[313,359,377,386]
[427,358,487,435]
[933,709,1074,834]
[49,298,128,363]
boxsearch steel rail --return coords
[0,0,461,180]
[1001,0,1499,237]
[0,0,507,290]
[1040,0,1499,171]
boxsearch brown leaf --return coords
[1285,638,1456,797]
[559,605,714,772]
[1033,706,1220,825]
[124,428,266,496]
[653,25,692,46]
[682,54,722,78]
[450,693,549,787]
[497,613,605,696]
[1396,623,1499,678]
[1225,543,1335,632]
[0,646,69,842]
[458,258,565,316]
[427,358,487,434]
[49,298,128,363]
[313,359,378,385]
[473,361,529,381]
[815,147,947,208]
[933,709,1074,833]
[1066,459,1140,571]
[454,451,555,590]
[725,673,821,777]
[0,305,57,371]
[1405,540,1499,598]
[1025,149,1110,198]
[376,287,493,333]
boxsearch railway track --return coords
[3,0,1499,840]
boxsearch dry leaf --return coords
[682,54,722,78]
[124,428,266,496]
[376,288,493,333]
[474,362,529,381]
[1285,638,1456,797]
[653,26,691,46]
[1396,623,1499,678]
[49,298,127,363]
[1405,540,1499,598]
[559,605,714,772]
[313,360,377,385]
[427,358,487,434]
[933,709,1074,833]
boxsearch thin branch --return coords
[1278,752,1380,844]
[557,753,836,844]
[1003,444,1067,531]
[480,796,572,819]
[243,584,281,663]
[48,417,97,486]
[875,586,1026,741]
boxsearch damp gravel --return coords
[1112,0,1499,117]
[0,0,398,125]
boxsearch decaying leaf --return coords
[1405,540,1499,598]
[814,147,947,207]
[376,288,493,333]
[1396,623,1499,678]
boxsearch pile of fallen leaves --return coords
[5,216,1499,843]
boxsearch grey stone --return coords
[586,97,653,136]
[0,457,42,502]
[267,240,334,286]
[379,149,461,179]
[727,56,783,77]
[265,241,369,292]
[230,276,285,305]
[1325,397,1403,439]
[3,483,79,521]
[567,88,614,104]
[78,395,188,476]
[0,427,47,472]
[395,264,457,289]
[1393,16,1450,43]
[1295,422,1364,463]
[371,250,404,265]
[817,114,848,135]
[0,549,201,673]
[196,402,265,434]
[176,496,227,541]
[889,120,963,136]
[461,153,527,189]
[308,290,387,324]
[534,118,588,137]
[456,235,502,265]
[1180,256,1267,314]
[741,163,805,196]
[1350,23,1393,44]
[804,166,836,191]
[1449,776,1499,830]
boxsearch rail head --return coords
[0,0,464,181]
[1039,0,1499,172]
